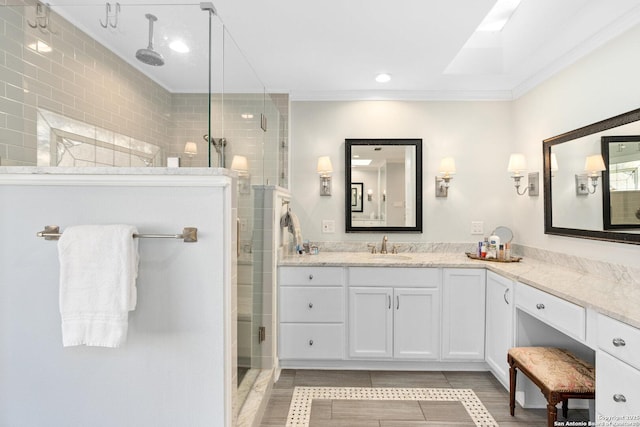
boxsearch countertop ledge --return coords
[279,252,640,330]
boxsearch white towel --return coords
[288,210,303,248]
[58,225,139,348]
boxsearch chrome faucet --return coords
[380,235,388,254]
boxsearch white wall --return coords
[0,172,233,427]
[290,24,640,268]
[290,100,514,243]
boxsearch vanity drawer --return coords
[516,283,585,341]
[348,267,440,288]
[280,287,344,323]
[280,267,344,286]
[598,314,640,371]
[596,350,640,417]
[279,324,344,360]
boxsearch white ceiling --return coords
[45,0,640,100]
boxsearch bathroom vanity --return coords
[278,252,640,419]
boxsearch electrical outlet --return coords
[471,221,484,235]
[322,220,335,233]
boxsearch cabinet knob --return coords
[613,394,627,403]
[612,337,626,347]
[536,303,545,310]
[308,274,313,280]
[308,302,313,309]
[308,339,314,346]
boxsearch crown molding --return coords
[290,89,514,102]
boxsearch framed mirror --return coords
[602,135,640,230]
[543,108,640,244]
[345,139,423,233]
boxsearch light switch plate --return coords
[322,220,335,233]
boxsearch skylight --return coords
[476,0,522,32]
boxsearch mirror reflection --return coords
[345,139,422,233]
[602,135,640,229]
[543,108,640,244]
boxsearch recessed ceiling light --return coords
[241,113,254,119]
[169,40,190,53]
[375,73,391,83]
[352,159,372,166]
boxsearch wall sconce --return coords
[231,155,251,194]
[435,157,456,197]
[576,154,606,195]
[184,141,198,157]
[367,189,373,201]
[317,156,333,196]
[507,153,539,196]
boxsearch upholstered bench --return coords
[508,347,595,427]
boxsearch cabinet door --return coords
[442,269,486,360]
[394,288,440,360]
[485,271,514,387]
[349,287,393,358]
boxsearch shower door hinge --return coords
[260,114,267,132]
[258,326,266,344]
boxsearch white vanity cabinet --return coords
[596,314,640,419]
[441,269,486,361]
[484,271,515,387]
[348,268,440,360]
[278,267,345,360]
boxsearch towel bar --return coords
[37,225,198,242]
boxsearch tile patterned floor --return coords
[260,370,591,427]
[286,386,497,426]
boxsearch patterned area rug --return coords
[286,386,499,426]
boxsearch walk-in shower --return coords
[203,135,227,167]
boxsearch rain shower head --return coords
[136,13,164,66]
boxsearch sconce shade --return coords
[317,156,333,175]
[507,153,527,174]
[184,141,198,156]
[231,155,249,173]
[584,154,606,174]
[550,153,559,172]
[438,157,456,175]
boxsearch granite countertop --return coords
[0,166,233,176]
[280,252,640,330]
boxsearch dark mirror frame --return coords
[602,135,640,230]
[543,107,640,245]
[345,138,423,233]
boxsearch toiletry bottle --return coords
[498,244,504,260]
[481,241,487,258]
[505,242,511,260]
[488,234,500,259]
[477,241,482,257]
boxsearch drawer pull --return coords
[612,337,626,347]
[536,303,545,310]
[388,295,391,309]
[613,394,627,403]
[308,274,313,280]
[308,339,314,346]
[308,302,313,309]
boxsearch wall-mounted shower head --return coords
[136,13,164,66]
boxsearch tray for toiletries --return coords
[465,252,522,263]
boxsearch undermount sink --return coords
[367,254,412,260]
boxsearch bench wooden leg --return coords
[509,355,517,416]
[547,402,558,427]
